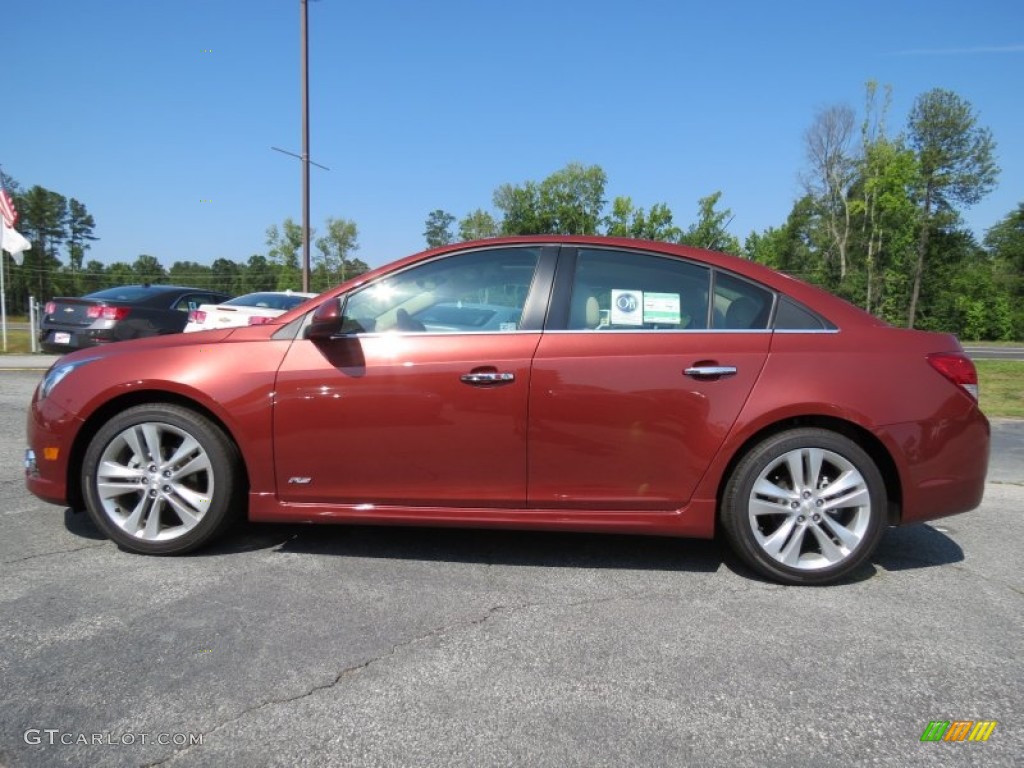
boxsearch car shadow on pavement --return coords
[62,510,965,579]
[63,508,107,540]
[224,522,726,573]
[871,522,965,571]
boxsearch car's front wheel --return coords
[721,428,887,585]
[81,404,242,554]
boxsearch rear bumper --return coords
[39,327,115,353]
[878,407,990,525]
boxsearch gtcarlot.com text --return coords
[24,729,203,747]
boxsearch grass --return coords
[976,360,1024,419]
[0,328,32,354]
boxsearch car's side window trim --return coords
[519,245,560,331]
[543,245,578,331]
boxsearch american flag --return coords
[0,186,16,228]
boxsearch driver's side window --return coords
[343,247,541,334]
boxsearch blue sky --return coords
[4,0,1022,270]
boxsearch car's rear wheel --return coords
[81,404,242,554]
[721,428,887,585]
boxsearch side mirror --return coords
[306,298,345,341]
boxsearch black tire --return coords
[721,428,887,585]
[81,404,243,554]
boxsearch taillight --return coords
[86,306,131,321]
[189,310,207,324]
[927,353,979,401]
[44,302,56,315]
[248,316,272,325]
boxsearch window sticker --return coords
[610,289,643,326]
[643,292,681,325]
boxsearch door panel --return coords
[274,333,541,506]
[528,332,769,509]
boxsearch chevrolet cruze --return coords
[25,237,989,585]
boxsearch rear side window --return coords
[569,248,711,330]
[774,296,835,330]
[712,272,773,329]
[176,294,225,312]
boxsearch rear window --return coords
[85,286,162,302]
[225,293,312,310]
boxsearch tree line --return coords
[3,85,1022,339]
[424,87,1020,340]
[0,172,368,309]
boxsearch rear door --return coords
[528,246,772,510]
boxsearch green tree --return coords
[495,163,607,235]
[169,260,212,287]
[906,89,999,328]
[423,209,456,248]
[132,254,167,284]
[984,203,1024,337]
[538,163,607,235]
[679,192,741,254]
[604,197,681,241]
[13,185,67,302]
[266,219,305,290]
[242,254,277,292]
[494,180,545,235]
[106,261,135,286]
[751,196,822,282]
[918,230,1011,340]
[313,217,362,289]
[458,209,499,241]
[210,257,241,294]
[81,259,107,295]
[65,198,98,296]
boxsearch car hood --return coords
[55,327,240,366]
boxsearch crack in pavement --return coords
[141,598,542,767]
[141,589,680,767]
[0,541,106,565]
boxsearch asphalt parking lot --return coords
[0,368,1021,767]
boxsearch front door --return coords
[273,245,546,507]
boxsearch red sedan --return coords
[25,237,989,585]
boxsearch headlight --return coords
[39,357,99,400]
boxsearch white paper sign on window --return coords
[643,292,681,325]
[610,289,643,326]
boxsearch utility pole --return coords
[272,0,328,292]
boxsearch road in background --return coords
[963,346,1024,360]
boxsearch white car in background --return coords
[184,290,317,332]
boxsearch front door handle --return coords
[460,371,515,386]
[684,365,737,379]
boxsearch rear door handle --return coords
[684,365,737,379]
[460,371,515,385]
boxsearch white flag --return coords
[1,221,31,265]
